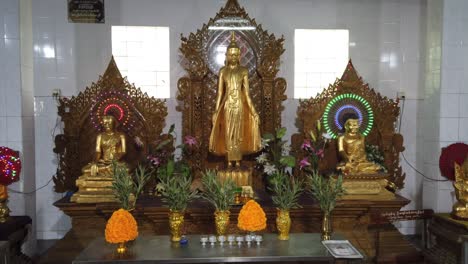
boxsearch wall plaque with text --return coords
[68,0,104,23]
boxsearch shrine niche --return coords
[177,0,287,186]
[53,57,167,193]
[292,60,406,190]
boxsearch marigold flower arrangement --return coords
[237,200,267,232]
[105,208,138,244]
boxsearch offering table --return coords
[73,233,363,264]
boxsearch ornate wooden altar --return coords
[52,57,167,193]
[49,2,418,263]
[176,0,286,187]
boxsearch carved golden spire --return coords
[340,59,360,82]
[103,56,123,80]
[227,31,239,50]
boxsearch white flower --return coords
[322,133,332,140]
[281,144,291,155]
[263,163,277,176]
[256,153,268,164]
[261,138,271,149]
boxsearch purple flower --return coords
[299,157,311,169]
[301,140,311,150]
[316,149,324,158]
[147,155,160,166]
[184,135,197,146]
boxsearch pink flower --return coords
[316,148,324,158]
[184,135,197,146]
[301,140,311,150]
[299,157,311,169]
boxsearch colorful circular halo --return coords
[323,93,374,139]
[0,147,21,186]
[89,90,135,132]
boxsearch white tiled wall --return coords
[421,0,468,215]
[0,0,453,240]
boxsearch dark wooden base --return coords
[423,213,468,264]
[0,216,32,264]
[38,193,419,264]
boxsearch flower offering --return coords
[237,200,267,232]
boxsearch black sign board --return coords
[68,0,104,23]
[372,209,434,224]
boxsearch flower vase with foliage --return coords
[256,127,303,240]
[201,170,237,236]
[269,171,303,240]
[300,121,344,240]
[307,170,345,241]
[151,124,199,242]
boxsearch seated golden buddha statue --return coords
[208,32,261,188]
[337,118,383,175]
[71,115,128,203]
[452,156,468,219]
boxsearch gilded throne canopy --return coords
[292,60,406,190]
[53,58,167,193]
[177,0,287,186]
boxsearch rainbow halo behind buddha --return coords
[313,63,400,200]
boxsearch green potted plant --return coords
[111,162,152,210]
[201,170,237,236]
[157,161,197,242]
[268,171,303,240]
[151,124,199,242]
[257,127,303,240]
[307,170,345,240]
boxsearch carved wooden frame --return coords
[53,58,167,192]
[177,0,287,179]
[292,60,406,189]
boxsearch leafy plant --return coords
[307,170,345,214]
[111,162,152,210]
[157,160,198,211]
[150,124,199,211]
[365,144,387,172]
[268,171,304,210]
[201,170,237,211]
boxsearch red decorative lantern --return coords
[439,143,468,181]
[0,147,21,185]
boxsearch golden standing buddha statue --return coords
[452,156,468,219]
[209,32,261,187]
[71,115,128,203]
[337,118,382,175]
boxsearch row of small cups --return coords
[200,234,263,246]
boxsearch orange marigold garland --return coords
[105,209,138,244]
[237,200,267,232]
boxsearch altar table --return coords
[73,233,364,263]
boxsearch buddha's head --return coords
[226,32,240,65]
[102,115,117,132]
[344,118,360,135]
